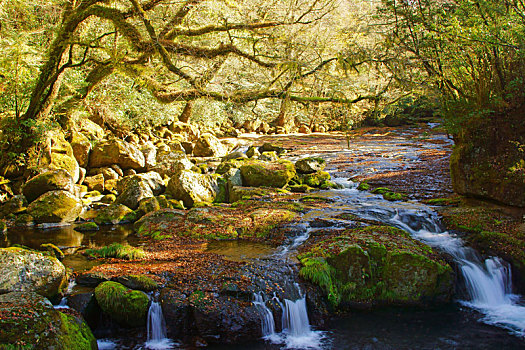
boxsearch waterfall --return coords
[282,297,311,337]
[253,292,276,338]
[349,202,525,337]
[145,301,175,350]
[253,286,326,349]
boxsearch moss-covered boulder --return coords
[74,222,99,232]
[27,190,83,224]
[94,281,149,327]
[94,203,137,225]
[167,170,218,207]
[89,139,145,170]
[301,170,331,188]
[45,153,81,184]
[83,173,105,192]
[114,275,158,292]
[134,208,185,235]
[0,247,67,298]
[298,226,453,308]
[295,157,326,174]
[240,160,296,188]
[23,170,74,203]
[114,177,154,210]
[0,292,97,349]
[193,133,227,157]
[150,152,194,177]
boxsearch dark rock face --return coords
[450,112,525,207]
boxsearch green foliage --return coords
[379,0,525,133]
[84,243,146,260]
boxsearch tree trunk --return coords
[179,102,193,123]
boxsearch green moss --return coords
[357,182,370,191]
[371,187,392,195]
[298,225,453,309]
[0,292,97,349]
[115,275,158,292]
[94,281,149,327]
[382,192,405,201]
[84,243,146,260]
[301,171,331,188]
[240,159,296,188]
[423,197,461,206]
[74,222,99,232]
[40,243,64,260]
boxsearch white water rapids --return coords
[327,179,525,338]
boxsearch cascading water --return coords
[252,292,276,338]
[325,179,525,337]
[145,301,175,350]
[253,286,326,349]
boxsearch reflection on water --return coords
[1,224,141,273]
[1,224,138,251]
[205,240,276,262]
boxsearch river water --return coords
[4,125,525,349]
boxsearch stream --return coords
[4,125,525,349]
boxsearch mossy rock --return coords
[0,247,67,298]
[74,222,100,232]
[295,157,326,174]
[114,275,158,292]
[0,292,97,350]
[0,220,6,235]
[27,190,83,224]
[84,243,146,260]
[357,182,370,191]
[240,160,296,188]
[94,204,138,225]
[229,186,278,203]
[94,281,149,327]
[298,226,453,309]
[300,171,331,188]
[134,208,185,235]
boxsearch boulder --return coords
[258,142,286,155]
[240,160,296,188]
[167,170,218,207]
[45,153,81,184]
[298,226,454,308]
[259,151,279,162]
[222,151,248,161]
[113,275,158,292]
[94,281,149,327]
[0,247,67,297]
[141,142,157,168]
[89,139,145,170]
[193,133,227,157]
[150,152,194,177]
[134,208,185,234]
[0,292,97,349]
[295,157,326,174]
[94,204,137,225]
[0,194,27,217]
[27,190,83,224]
[70,131,91,168]
[246,146,260,158]
[83,174,105,192]
[88,167,120,180]
[78,118,106,140]
[168,122,200,141]
[23,169,74,203]
[114,178,153,210]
